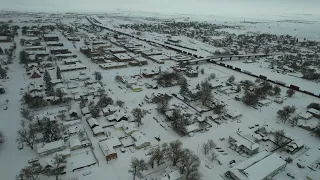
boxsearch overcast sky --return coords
[0,0,319,16]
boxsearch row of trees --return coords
[19,154,66,180]
[277,105,296,122]
[202,139,218,161]
[0,65,7,79]
[129,140,202,180]
[241,80,296,106]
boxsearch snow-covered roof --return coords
[92,126,104,135]
[299,112,313,119]
[229,132,259,151]
[114,53,132,60]
[307,108,320,115]
[58,63,86,72]
[36,140,65,155]
[63,120,81,128]
[98,137,121,156]
[185,123,200,133]
[87,118,99,128]
[64,58,79,64]
[230,151,286,180]
[69,136,82,149]
[115,120,137,134]
[68,124,84,134]
[81,107,90,115]
[131,131,150,148]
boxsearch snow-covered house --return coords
[102,105,120,116]
[81,107,90,115]
[307,108,320,119]
[228,151,286,180]
[114,120,137,135]
[285,140,304,154]
[36,139,66,156]
[184,123,200,135]
[69,109,78,118]
[226,110,242,119]
[131,131,150,149]
[299,112,313,120]
[106,110,128,122]
[98,137,122,161]
[92,126,105,136]
[69,136,82,150]
[87,118,99,128]
[229,132,259,156]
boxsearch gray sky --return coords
[0,0,319,16]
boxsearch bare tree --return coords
[213,103,226,115]
[286,88,296,97]
[42,154,67,180]
[273,86,281,96]
[242,91,258,106]
[227,75,235,83]
[200,80,213,106]
[181,150,201,180]
[93,71,102,81]
[277,105,296,122]
[157,97,169,114]
[210,151,218,162]
[208,73,216,80]
[273,130,285,146]
[132,108,146,127]
[19,163,43,180]
[21,108,34,121]
[202,142,210,155]
[128,157,148,180]
[116,100,124,107]
[207,139,216,149]
[17,120,36,149]
[168,140,183,166]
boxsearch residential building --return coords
[131,131,150,149]
[43,34,59,41]
[186,69,199,78]
[307,108,320,119]
[228,151,286,180]
[98,137,122,161]
[36,139,66,156]
[229,132,259,156]
[0,36,12,42]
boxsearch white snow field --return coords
[0,11,319,180]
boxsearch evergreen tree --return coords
[19,50,28,64]
[179,79,189,96]
[0,65,7,79]
[56,67,62,79]
[43,70,52,85]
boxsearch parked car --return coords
[83,171,92,176]
[3,106,8,110]
[120,148,126,153]
[28,158,39,164]
[229,160,236,164]
[297,163,305,168]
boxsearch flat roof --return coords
[114,53,132,60]
[230,151,286,180]
[37,140,65,154]
[58,63,86,71]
